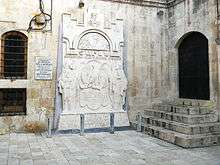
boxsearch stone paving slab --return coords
[0,130,220,165]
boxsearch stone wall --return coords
[0,0,218,131]
[123,2,168,121]
[0,0,169,130]
[0,0,55,131]
[166,0,219,109]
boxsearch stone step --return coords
[144,109,218,124]
[141,115,220,135]
[152,104,214,115]
[162,99,214,107]
[142,124,220,148]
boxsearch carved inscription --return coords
[35,56,53,80]
[78,50,111,58]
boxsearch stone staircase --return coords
[133,99,220,148]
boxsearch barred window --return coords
[0,88,26,116]
[0,31,27,79]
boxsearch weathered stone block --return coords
[140,99,220,148]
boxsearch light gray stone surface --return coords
[0,0,168,130]
[0,131,220,165]
[0,0,219,136]
[59,112,129,130]
[136,99,220,148]
[57,4,129,130]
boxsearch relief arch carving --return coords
[73,29,113,52]
[59,29,127,113]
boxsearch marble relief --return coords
[58,6,128,118]
[78,32,110,51]
[59,32,127,114]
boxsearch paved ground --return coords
[0,130,220,165]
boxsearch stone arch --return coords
[76,29,112,51]
[177,31,210,100]
[175,31,208,48]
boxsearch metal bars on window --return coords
[0,31,27,79]
[0,88,26,116]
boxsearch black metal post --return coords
[80,114,85,136]
[137,113,142,132]
[110,113,115,134]
[47,116,52,138]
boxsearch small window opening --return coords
[1,31,27,79]
[0,88,26,116]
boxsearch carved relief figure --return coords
[110,64,128,110]
[68,61,78,111]
[79,61,111,110]
[88,13,100,27]
[59,31,127,113]
[58,69,71,113]
[58,61,78,113]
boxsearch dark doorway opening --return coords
[178,32,210,100]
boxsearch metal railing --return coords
[47,112,116,138]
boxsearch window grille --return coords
[0,88,26,116]
[0,31,27,79]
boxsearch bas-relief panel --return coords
[59,58,127,114]
[78,32,110,51]
[58,8,127,115]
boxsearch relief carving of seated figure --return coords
[79,61,110,110]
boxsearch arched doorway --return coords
[178,32,210,100]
